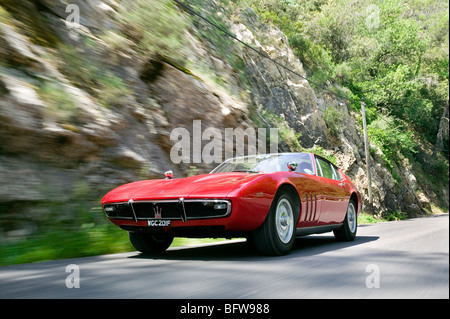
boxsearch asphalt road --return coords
[0,214,448,299]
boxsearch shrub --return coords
[260,109,302,151]
[367,115,417,167]
[307,145,337,165]
[38,81,79,124]
[323,106,344,137]
[386,210,407,221]
[119,0,188,65]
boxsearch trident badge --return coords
[153,205,162,219]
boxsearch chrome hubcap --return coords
[276,198,294,244]
[347,202,357,233]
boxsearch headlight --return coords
[214,203,228,210]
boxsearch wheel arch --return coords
[275,183,301,220]
[350,192,359,214]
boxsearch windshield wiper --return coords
[231,170,259,173]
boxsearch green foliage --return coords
[0,191,232,266]
[187,0,250,89]
[244,0,449,191]
[250,0,335,83]
[330,0,448,147]
[55,44,131,109]
[323,106,344,137]
[386,210,407,221]
[358,212,386,224]
[1,0,59,47]
[260,109,302,151]
[0,193,133,266]
[367,115,417,166]
[38,81,79,124]
[97,71,131,109]
[307,145,337,165]
[119,0,189,65]
[429,156,450,180]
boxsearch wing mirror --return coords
[164,170,173,179]
[287,161,298,172]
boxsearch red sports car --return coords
[101,153,361,256]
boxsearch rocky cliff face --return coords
[0,0,445,238]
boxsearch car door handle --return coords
[339,182,345,187]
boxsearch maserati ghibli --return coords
[101,153,361,255]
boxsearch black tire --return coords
[252,191,298,256]
[333,200,357,241]
[128,232,174,253]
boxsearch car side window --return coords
[296,155,314,175]
[316,157,334,180]
[330,164,341,181]
[315,157,323,177]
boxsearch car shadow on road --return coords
[129,235,379,262]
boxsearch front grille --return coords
[133,201,180,219]
[103,199,231,221]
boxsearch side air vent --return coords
[304,194,318,222]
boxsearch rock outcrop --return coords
[0,0,445,238]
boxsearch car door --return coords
[315,156,349,225]
[290,153,323,227]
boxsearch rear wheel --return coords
[333,200,357,241]
[129,232,174,253]
[252,191,298,256]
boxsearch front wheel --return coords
[333,200,357,241]
[252,191,298,256]
[129,232,174,254]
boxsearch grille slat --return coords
[133,202,180,219]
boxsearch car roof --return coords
[227,152,313,161]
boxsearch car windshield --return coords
[210,153,315,174]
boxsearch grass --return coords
[358,212,387,224]
[172,237,237,247]
[0,225,233,267]
[0,237,237,267]
[0,196,237,266]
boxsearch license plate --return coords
[147,220,171,227]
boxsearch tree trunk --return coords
[433,100,449,158]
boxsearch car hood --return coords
[102,172,262,204]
